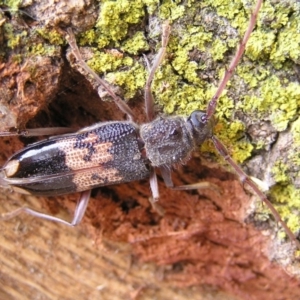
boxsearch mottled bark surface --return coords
[0,1,300,300]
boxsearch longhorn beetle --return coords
[0,0,299,250]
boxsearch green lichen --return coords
[4,23,27,49]
[232,2,300,133]
[95,0,145,43]
[148,26,214,115]
[267,114,300,239]
[11,53,22,63]
[87,50,125,74]
[158,0,185,21]
[270,14,300,68]
[143,0,160,15]
[268,184,300,236]
[78,29,97,46]
[79,0,160,49]
[0,0,22,9]
[86,50,147,99]
[211,39,228,61]
[206,0,250,31]
[291,117,300,146]
[3,16,60,61]
[245,30,276,61]
[26,43,56,57]
[206,120,253,163]
[272,161,290,184]
[36,28,65,46]
[151,64,208,115]
[236,63,270,88]
[240,75,300,131]
[121,32,149,55]
[106,63,147,99]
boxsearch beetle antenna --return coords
[206,0,263,120]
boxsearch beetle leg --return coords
[144,21,171,121]
[145,22,171,216]
[0,190,91,226]
[70,190,91,225]
[148,168,165,215]
[160,165,220,193]
[0,127,76,137]
[149,167,159,201]
[159,165,173,187]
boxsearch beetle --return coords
[0,0,299,249]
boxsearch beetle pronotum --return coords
[0,0,299,250]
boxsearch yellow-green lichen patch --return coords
[272,161,290,184]
[245,30,276,61]
[240,75,300,132]
[79,0,159,49]
[243,2,300,69]
[105,63,147,99]
[262,0,290,30]
[206,0,243,20]
[121,32,149,55]
[142,0,160,15]
[0,0,22,10]
[36,28,65,46]
[211,120,254,163]
[203,0,300,146]
[289,152,300,181]
[233,2,300,131]
[206,0,251,32]
[168,30,212,81]
[260,78,299,131]
[3,19,60,60]
[76,0,162,103]
[270,14,300,68]
[289,118,300,181]
[87,50,125,74]
[3,23,27,49]
[149,24,215,115]
[211,39,228,61]
[78,29,98,46]
[291,117,300,146]
[268,184,300,238]
[158,0,185,21]
[151,64,210,116]
[85,47,147,99]
[25,42,58,57]
[95,1,145,43]
[265,115,300,240]
[236,62,270,89]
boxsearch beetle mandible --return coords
[0,0,299,250]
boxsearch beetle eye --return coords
[171,128,179,136]
[188,110,207,129]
